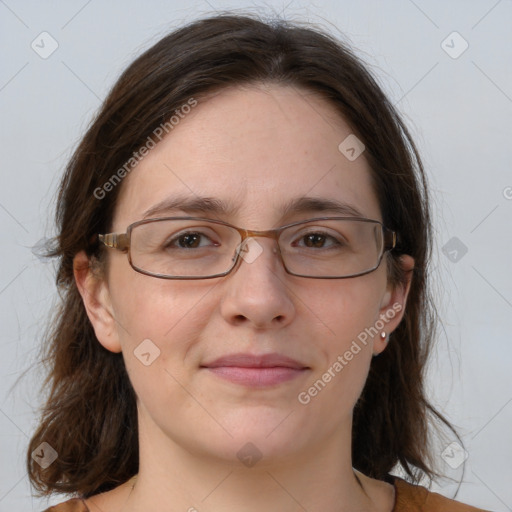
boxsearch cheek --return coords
[303,275,384,393]
[312,275,384,346]
[111,277,219,422]
[108,265,216,373]
[295,283,380,418]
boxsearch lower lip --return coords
[204,366,308,387]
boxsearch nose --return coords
[219,237,296,329]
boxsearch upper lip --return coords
[201,353,308,369]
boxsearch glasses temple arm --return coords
[383,228,397,251]
[98,233,130,251]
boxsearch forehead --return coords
[113,84,381,229]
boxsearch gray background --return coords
[1,0,511,510]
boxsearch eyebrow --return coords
[142,195,366,220]
[142,195,239,219]
[280,196,365,218]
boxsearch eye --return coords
[293,231,344,249]
[165,231,219,249]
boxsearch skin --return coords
[75,83,414,512]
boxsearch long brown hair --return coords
[28,12,458,498]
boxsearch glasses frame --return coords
[98,216,397,280]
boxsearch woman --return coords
[28,13,490,512]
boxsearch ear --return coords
[73,251,122,353]
[373,254,415,356]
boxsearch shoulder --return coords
[43,498,89,512]
[392,476,492,512]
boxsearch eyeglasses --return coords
[98,216,396,280]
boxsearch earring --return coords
[373,332,389,358]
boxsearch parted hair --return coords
[27,12,457,498]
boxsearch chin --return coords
[207,412,310,464]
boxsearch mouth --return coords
[200,353,310,388]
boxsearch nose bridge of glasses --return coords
[237,228,280,250]
[239,227,280,241]
[234,228,281,265]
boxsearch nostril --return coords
[234,314,247,324]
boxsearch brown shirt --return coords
[43,476,492,511]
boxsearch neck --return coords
[121,413,386,512]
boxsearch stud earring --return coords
[380,331,388,342]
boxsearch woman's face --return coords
[83,84,412,465]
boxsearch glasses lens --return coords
[128,218,385,279]
[130,219,241,278]
[279,219,384,277]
